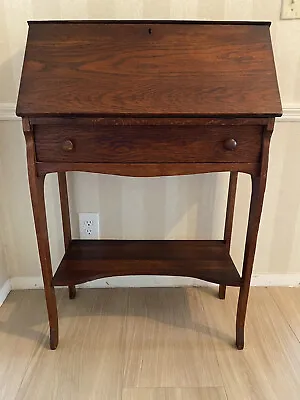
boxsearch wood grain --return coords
[57,172,76,300]
[52,240,241,287]
[219,171,238,300]
[0,291,48,400]
[200,287,300,400]
[17,21,281,352]
[36,161,260,178]
[16,22,282,117]
[23,118,59,350]
[122,387,227,400]
[224,172,238,249]
[29,116,270,126]
[34,124,262,164]
[1,288,300,400]
[236,124,273,349]
[269,287,300,341]
[123,288,223,388]
[57,172,71,249]
[15,289,128,400]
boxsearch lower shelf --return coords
[52,240,241,287]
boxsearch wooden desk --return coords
[16,20,282,350]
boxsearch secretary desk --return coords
[16,20,282,350]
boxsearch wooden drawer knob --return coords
[62,139,74,152]
[223,138,237,151]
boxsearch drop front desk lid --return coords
[16,20,282,118]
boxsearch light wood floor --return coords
[0,287,300,400]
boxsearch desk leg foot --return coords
[235,166,269,351]
[236,283,249,351]
[50,327,58,350]
[68,285,76,299]
[218,285,226,299]
[236,326,244,350]
[45,285,59,350]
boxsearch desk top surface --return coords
[16,21,282,118]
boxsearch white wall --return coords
[0,0,300,284]
[0,258,8,288]
[0,234,8,288]
[0,156,9,290]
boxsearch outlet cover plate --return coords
[79,213,100,239]
[281,0,300,19]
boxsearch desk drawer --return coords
[34,124,262,163]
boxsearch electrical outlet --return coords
[79,213,100,239]
[281,0,300,19]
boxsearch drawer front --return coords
[34,124,262,163]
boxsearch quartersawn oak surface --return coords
[52,240,241,287]
[1,287,300,400]
[16,21,282,117]
[34,124,262,163]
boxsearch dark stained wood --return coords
[223,138,237,151]
[29,117,270,126]
[27,20,272,26]
[17,22,282,118]
[68,285,76,300]
[219,172,238,300]
[218,285,226,300]
[22,118,58,350]
[224,172,239,248]
[57,172,71,248]
[52,240,241,287]
[34,124,262,164]
[236,121,274,350]
[37,162,261,178]
[18,21,281,350]
[57,172,76,300]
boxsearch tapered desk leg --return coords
[219,171,238,300]
[236,176,266,349]
[23,118,59,349]
[236,125,272,350]
[58,172,76,300]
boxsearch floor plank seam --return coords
[121,289,130,398]
[13,320,48,400]
[2,288,300,399]
[267,288,300,345]
[198,288,231,399]
[122,386,226,389]
[12,290,66,399]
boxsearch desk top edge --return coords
[18,112,282,119]
[25,116,276,126]
[27,20,272,26]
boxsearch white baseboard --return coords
[1,274,299,308]
[9,274,300,291]
[251,274,300,287]
[0,103,18,121]
[0,280,12,306]
[10,276,213,289]
[11,277,44,290]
